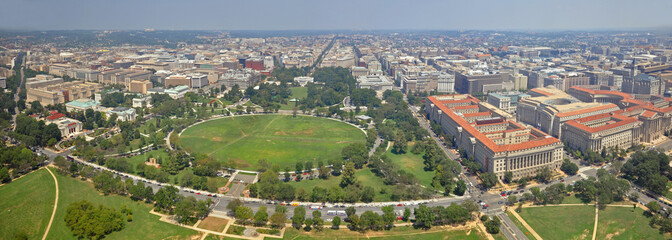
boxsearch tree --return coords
[0,167,11,183]
[403,207,411,222]
[269,211,287,229]
[64,200,125,239]
[414,205,434,229]
[340,162,356,187]
[348,214,360,231]
[561,159,579,175]
[484,217,501,234]
[382,206,396,229]
[295,162,303,173]
[235,206,254,225]
[318,166,330,179]
[536,167,552,183]
[293,206,306,229]
[647,201,662,214]
[175,197,198,224]
[479,172,498,189]
[254,206,269,226]
[392,131,408,154]
[69,162,79,175]
[227,199,244,213]
[360,211,383,231]
[332,216,341,229]
[345,206,356,218]
[504,172,513,184]
[361,186,375,203]
[54,156,68,170]
[454,180,467,196]
[312,211,324,231]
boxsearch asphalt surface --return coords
[497,212,529,240]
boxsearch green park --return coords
[178,114,366,171]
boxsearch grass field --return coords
[597,207,664,240]
[518,205,595,240]
[384,145,432,187]
[179,115,365,170]
[0,168,56,239]
[280,225,485,240]
[48,168,198,240]
[291,87,308,99]
[287,168,395,202]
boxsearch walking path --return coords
[591,203,598,240]
[42,167,59,240]
[508,209,543,240]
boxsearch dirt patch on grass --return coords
[211,137,223,142]
[579,228,590,239]
[604,226,623,239]
[274,129,314,136]
[197,216,229,232]
[233,159,251,168]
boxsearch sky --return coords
[1,0,671,31]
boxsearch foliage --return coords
[560,159,579,175]
[64,200,125,239]
[12,114,62,147]
[621,150,671,195]
[479,172,498,189]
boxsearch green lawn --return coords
[0,168,56,239]
[179,115,365,170]
[137,118,158,134]
[287,168,395,202]
[290,87,308,99]
[561,194,592,204]
[280,87,308,110]
[279,225,485,240]
[385,145,432,187]
[596,206,665,240]
[47,168,198,240]
[355,169,394,202]
[518,205,595,240]
[506,211,537,240]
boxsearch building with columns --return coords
[562,112,642,152]
[517,87,620,138]
[426,95,563,180]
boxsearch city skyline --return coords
[2,0,672,31]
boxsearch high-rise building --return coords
[454,71,503,94]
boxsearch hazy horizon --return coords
[1,0,671,31]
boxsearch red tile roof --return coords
[565,112,639,134]
[641,110,656,118]
[462,112,491,118]
[530,88,553,96]
[427,96,560,153]
[46,113,66,121]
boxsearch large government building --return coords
[517,86,620,138]
[516,85,672,153]
[426,95,563,180]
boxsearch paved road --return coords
[497,212,529,240]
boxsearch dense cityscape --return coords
[3,1,672,240]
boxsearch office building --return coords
[517,87,620,138]
[129,80,153,94]
[426,95,563,180]
[357,75,394,91]
[454,71,503,94]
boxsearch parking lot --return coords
[227,172,257,197]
